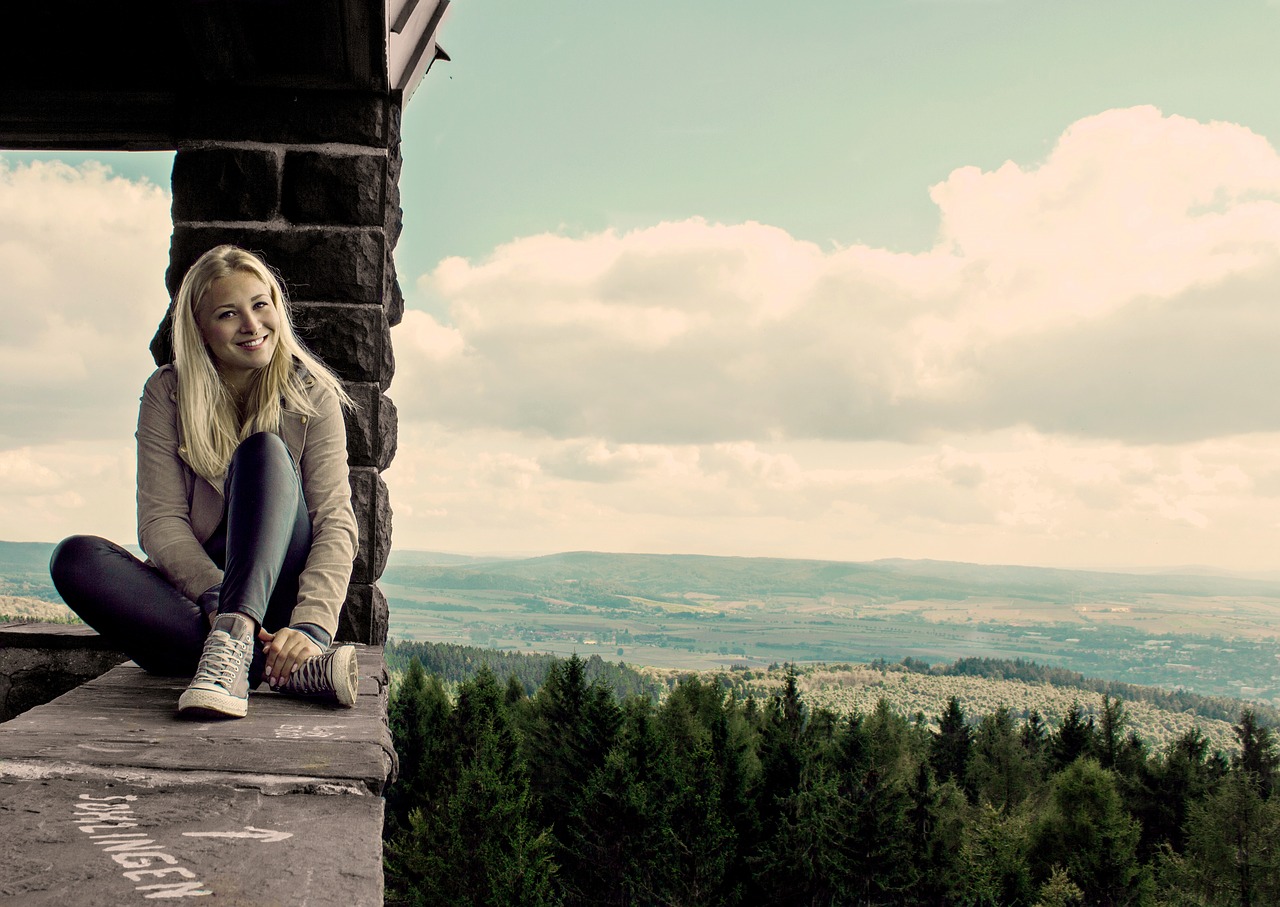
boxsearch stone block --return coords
[167,225,385,305]
[384,251,404,326]
[282,150,385,227]
[0,624,127,722]
[171,147,280,222]
[348,467,392,584]
[343,383,398,471]
[177,88,391,146]
[292,302,393,387]
[338,583,389,645]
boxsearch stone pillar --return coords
[155,90,401,645]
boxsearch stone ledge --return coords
[0,647,395,905]
[0,621,121,650]
[0,622,127,723]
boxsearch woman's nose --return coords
[241,311,260,332]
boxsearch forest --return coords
[383,654,1280,907]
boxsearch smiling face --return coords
[196,270,280,393]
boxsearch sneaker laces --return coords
[281,651,334,696]
[192,628,252,688]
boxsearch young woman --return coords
[50,245,360,719]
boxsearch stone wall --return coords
[0,623,126,722]
[152,91,403,645]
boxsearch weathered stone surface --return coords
[343,383,398,471]
[282,150,385,227]
[337,584,388,646]
[348,468,392,584]
[166,225,385,304]
[177,89,391,146]
[384,248,405,326]
[0,777,385,906]
[171,147,281,222]
[0,657,393,790]
[291,302,393,387]
[0,622,127,722]
[0,644,127,723]
[0,654,394,905]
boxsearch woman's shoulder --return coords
[291,360,344,411]
[141,364,178,399]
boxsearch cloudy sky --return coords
[5,0,1280,571]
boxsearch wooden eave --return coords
[0,0,449,150]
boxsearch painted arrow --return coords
[182,826,293,843]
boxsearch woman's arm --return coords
[136,368,224,602]
[289,382,359,639]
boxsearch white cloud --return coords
[0,158,172,446]
[0,441,136,543]
[398,107,1280,446]
[4,112,1280,571]
[383,426,1280,570]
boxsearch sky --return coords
[4,0,1280,571]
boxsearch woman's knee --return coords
[50,534,112,587]
[233,431,290,465]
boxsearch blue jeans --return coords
[50,432,311,677]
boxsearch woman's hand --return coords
[257,626,322,686]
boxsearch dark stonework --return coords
[384,252,405,326]
[171,147,281,222]
[343,382,399,471]
[292,302,394,389]
[282,151,385,227]
[383,104,405,327]
[177,90,391,147]
[338,583,389,646]
[0,623,126,722]
[167,225,385,305]
[349,467,392,584]
[157,95,406,646]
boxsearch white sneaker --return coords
[178,613,255,718]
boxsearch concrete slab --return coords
[0,646,395,906]
[0,777,384,905]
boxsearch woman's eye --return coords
[217,310,236,319]
[253,300,270,309]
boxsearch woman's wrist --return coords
[288,622,331,650]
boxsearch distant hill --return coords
[384,548,1280,603]
[0,541,57,574]
[0,541,62,604]
[7,540,1278,706]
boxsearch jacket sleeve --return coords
[290,384,358,637]
[136,369,224,601]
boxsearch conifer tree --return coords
[970,706,1036,812]
[930,695,972,792]
[958,802,1036,906]
[384,659,453,834]
[1149,727,1218,855]
[1233,708,1279,798]
[1052,701,1095,771]
[1176,767,1280,907]
[1029,759,1149,907]
[521,654,621,831]
[1097,695,1127,770]
[386,668,559,907]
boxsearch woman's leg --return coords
[180,433,312,718]
[218,431,312,632]
[49,535,205,676]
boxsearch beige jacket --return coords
[135,364,358,638]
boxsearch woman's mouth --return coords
[238,335,268,351]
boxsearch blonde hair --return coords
[171,244,352,482]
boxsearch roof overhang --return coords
[0,0,450,150]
